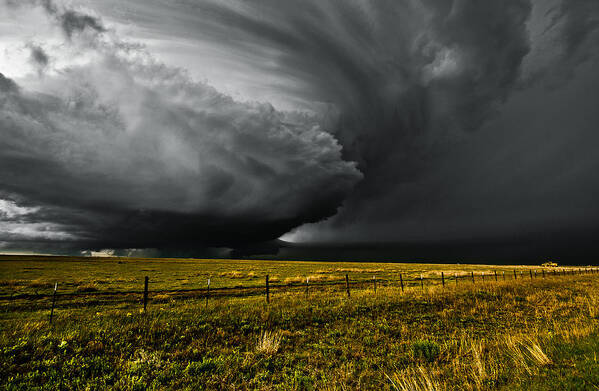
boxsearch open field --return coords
[0,255,580,296]
[1,256,599,390]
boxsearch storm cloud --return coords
[0,1,361,252]
[1,0,599,260]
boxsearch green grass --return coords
[1,256,598,390]
[504,332,599,390]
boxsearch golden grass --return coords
[219,271,245,279]
[283,274,345,284]
[335,268,383,273]
[255,330,283,355]
[152,293,172,303]
[388,366,442,391]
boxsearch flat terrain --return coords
[0,255,565,295]
[1,256,598,390]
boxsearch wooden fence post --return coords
[494,270,498,282]
[502,271,505,280]
[420,274,424,290]
[306,277,309,296]
[345,274,350,297]
[441,272,445,288]
[471,272,475,284]
[266,275,270,303]
[206,278,210,308]
[529,270,533,280]
[542,269,545,278]
[49,282,57,324]
[482,272,485,282]
[143,276,149,312]
[513,270,517,279]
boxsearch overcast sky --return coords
[1,0,598,260]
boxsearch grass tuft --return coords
[256,330,283,355]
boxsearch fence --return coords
[1,267,597,321]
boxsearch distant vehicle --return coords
[542,261,558,267]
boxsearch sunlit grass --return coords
[0,256,598,389]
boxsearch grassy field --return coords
[1,256,599,390]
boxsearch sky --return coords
[1,0,598,261]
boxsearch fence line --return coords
[1,268,597,310]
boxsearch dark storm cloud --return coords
[547,0,599,61]
[0,3,361,252]
[524,0,599,86]
[182,0,533,236]
[2,0,599,259]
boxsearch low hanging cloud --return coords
[0,1,361,252]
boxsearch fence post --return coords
[266,275,270,303]
[49,282,57,324]
[399,274,404,292]
[345,274,350,297]
[514,270,517,279]
[143,276,149,312]
[494,270,498,282]
[306,277,309,296]
[529,270,533,280]
[373,276,377,293]
[534,270,537,278]
[471,272,475,284]
[441,272,445,288]
[206,278,210,308]
[502,271,505,280]
[542,269,545,278]
[482,272,485,282]
[420,274,424,290]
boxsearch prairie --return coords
[1,256,598,390]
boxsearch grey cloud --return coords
[27,43,49,71]
[191,0,533,234]
[0,59,361,249]
[59,9,106,38]
[525,0,599,86]
[0,73,18,93]
[2,0,599,259]
[5,0,106,38]
[0,4,361,252]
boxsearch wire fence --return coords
[1,267,597,321]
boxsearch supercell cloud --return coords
[1,0,598,259]
[0,0,361,253]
